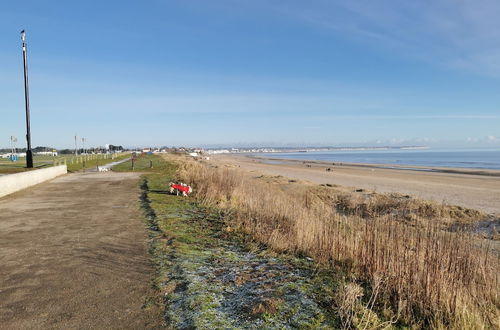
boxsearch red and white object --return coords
[169,183,193,196]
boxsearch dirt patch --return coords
[0,172,163,329]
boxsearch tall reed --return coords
[178,161,499,328]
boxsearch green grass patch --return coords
[112,154,172,173]
[0,155,59,174]
[0,153,130,174]
[0,166,41,174]
[66,153,130,172]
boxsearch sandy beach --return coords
[212,154,500,215]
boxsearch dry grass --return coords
[316,187,485,229]
[177,160,499,329]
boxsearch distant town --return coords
[1,145,429,159]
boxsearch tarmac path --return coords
[0,171,162,329]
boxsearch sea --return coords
[255,148,500,170]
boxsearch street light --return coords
[10,136,18,154]
[21,30,33,168]
[74,134,78,155]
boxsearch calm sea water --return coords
[256,149,500,170]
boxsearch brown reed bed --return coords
[177,160,499,329]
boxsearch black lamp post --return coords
[21,30,33,168]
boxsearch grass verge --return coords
[67,153,130,172]
[138,155,402,328]
[0,154,131,174]
[112,154,166,172]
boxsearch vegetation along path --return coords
[0,171,163,329]
[136,155,387,329]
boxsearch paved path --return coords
[0,172,162,329]
[92,157,132,172]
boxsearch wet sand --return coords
[211,154,500,215]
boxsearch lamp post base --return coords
[26,150,33,168]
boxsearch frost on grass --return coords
[148,194,332,329]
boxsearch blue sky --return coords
[1,0,500,148]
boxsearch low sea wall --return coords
[0,165,67,198]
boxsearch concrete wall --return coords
[0,165,67,198]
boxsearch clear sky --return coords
[1,0,499,148]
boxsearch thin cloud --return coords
[316,114,500,120]
[261,0,500,77]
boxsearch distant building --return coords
[206,149,230,154]
[35,151,58,156]
[2,152,27,158]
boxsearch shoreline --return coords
[211,154,500,215]
[248,155,500,177]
